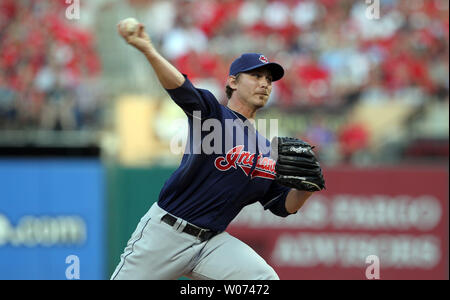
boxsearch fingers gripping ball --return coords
[273,137,326,192]
[119,17,140,35]
[117,17,153,53]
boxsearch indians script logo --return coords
[214,145,276,179]
[259,55,268,64]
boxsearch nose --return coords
[259,76,270,88]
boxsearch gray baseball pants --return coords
[111,202,279,280]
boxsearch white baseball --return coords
[120,17,139,34]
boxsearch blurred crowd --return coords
[0,0,448,164]
[136,0,448,163]
[136,0,448,107]
[0,0,102,130]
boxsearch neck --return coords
[226,98,257,120]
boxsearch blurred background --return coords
[0,0,448,279]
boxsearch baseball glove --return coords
[273,137,326,192]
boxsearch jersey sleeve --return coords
[259,181,293,217]
[165,75,221,119]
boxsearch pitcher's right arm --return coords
[117,19,185,89]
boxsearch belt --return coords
[161,214,219,242]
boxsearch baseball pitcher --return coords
[111,18,325,280]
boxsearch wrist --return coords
[285,189,313,214]
[142,45,157,58]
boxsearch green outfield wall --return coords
[106,164,176,277]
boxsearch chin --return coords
[255,98,268,108]
[256,101,266,108]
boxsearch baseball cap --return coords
[229,53,284,81]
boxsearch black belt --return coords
[161,214,219,242]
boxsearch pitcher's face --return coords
[232,68,273,109]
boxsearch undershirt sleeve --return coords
[259,182,293,217]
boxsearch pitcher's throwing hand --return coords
[117,18,153,54]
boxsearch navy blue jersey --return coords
[157,76,292,232]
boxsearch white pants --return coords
[111,202,279,280]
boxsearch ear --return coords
[228,75,238,89]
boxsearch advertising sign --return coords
[0,159,105,280]
[228,167,448,280]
